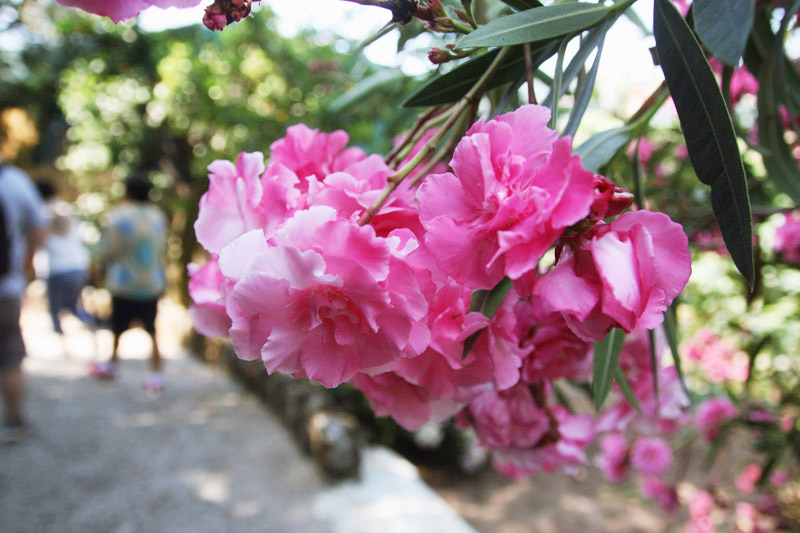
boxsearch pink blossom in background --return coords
[639,476,678,513]
[630,436,673,476]
[598,366,689,435]
[535,210,691,341]
[708,59,759,104]
[735,463,762,494]
[224,207,429,387]
[56,0,201,22]
[773,211,800,264]
[417,104,595,289]
[695,397,738,441]
[465,383,550,450]
[626,138,657,165]
[684,329,748,383]
[671,0,691,16]
[687,490,716,533]
[492,407,595,477]
[187,257,231,338]
[595,432,629,483]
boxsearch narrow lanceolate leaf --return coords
[575,123,637,172]
[693,0,754,67]
[458,2,611,48]
[462,277,513,359]
[593,328,626,412]
[562,25,607,138]
[654,0,754,287]
[662,304,689,396]
[499,0,543,11]
[403,42,558,107]
[614,367,642,414]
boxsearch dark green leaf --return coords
[462,277,513,359]
[662,304,690,396]
[593,328,626,412]
[648,329,660,410]
[403,42,558,107]
[614,367,642,414]
[499,0,543,11]
[330,69,406,112]
[458,2,611,48]
[574,123,637,172]
[694,0,754,66]
[654,0,754,287]
[549,37,569,130]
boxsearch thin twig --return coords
[523,43,536,104]
[408,111,470,187]
[385,104,451,167]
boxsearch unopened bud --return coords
[426,0,447,18]
[428,47,453,64]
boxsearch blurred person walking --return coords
[0,161,47,443]
[35,180,95,346]
[89,176,168,394]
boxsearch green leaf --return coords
[549,37,569,130]
[654,0,754,287]
[662,304,689,396]
[757,59,800,205]
[403,42,558,107]
[593,328,626,412]
[614,367,642,414]
[462,277,513,359]
[574,123,637,172]
[543,20,609,109]
[499,0,543,11]
[562,24,607,138]
[693,0,754,66]
[458,2,611,48]
[329,69,406,112]
[648,328,660,410]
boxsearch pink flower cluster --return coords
[56,0,202,23]
[684,328,749,383]
[189,105,692,476]
[773,211,800,264]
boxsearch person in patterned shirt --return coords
[90,176,167,393]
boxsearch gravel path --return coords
[0,288,332,533]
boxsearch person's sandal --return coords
[88,361,117,380]
[143,372,164,395]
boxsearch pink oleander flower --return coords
[630,436,673,476]
[695,397,738,441]
[774,211,800,264]
[689,490,715,521]
[735,463,762,494]
[222,206,429,388]
[56,0,201,22]
[352,372,462,431]
[269,124,367,192]
[595,432,629,483]
[417,104,595,289]
[640,476,678,513]
[492,407,595,477]
[514,298,592,383]
[187,256,231,337]
[535,210,691,341]
[464,383,551,450]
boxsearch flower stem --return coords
[359,46,514,226]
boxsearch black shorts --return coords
[111,296,159,336]
[0,297,25,371]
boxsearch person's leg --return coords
[140,298,161,372]
[0,297,27,426]
[0,365,24,424]
[46,275,63,334]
